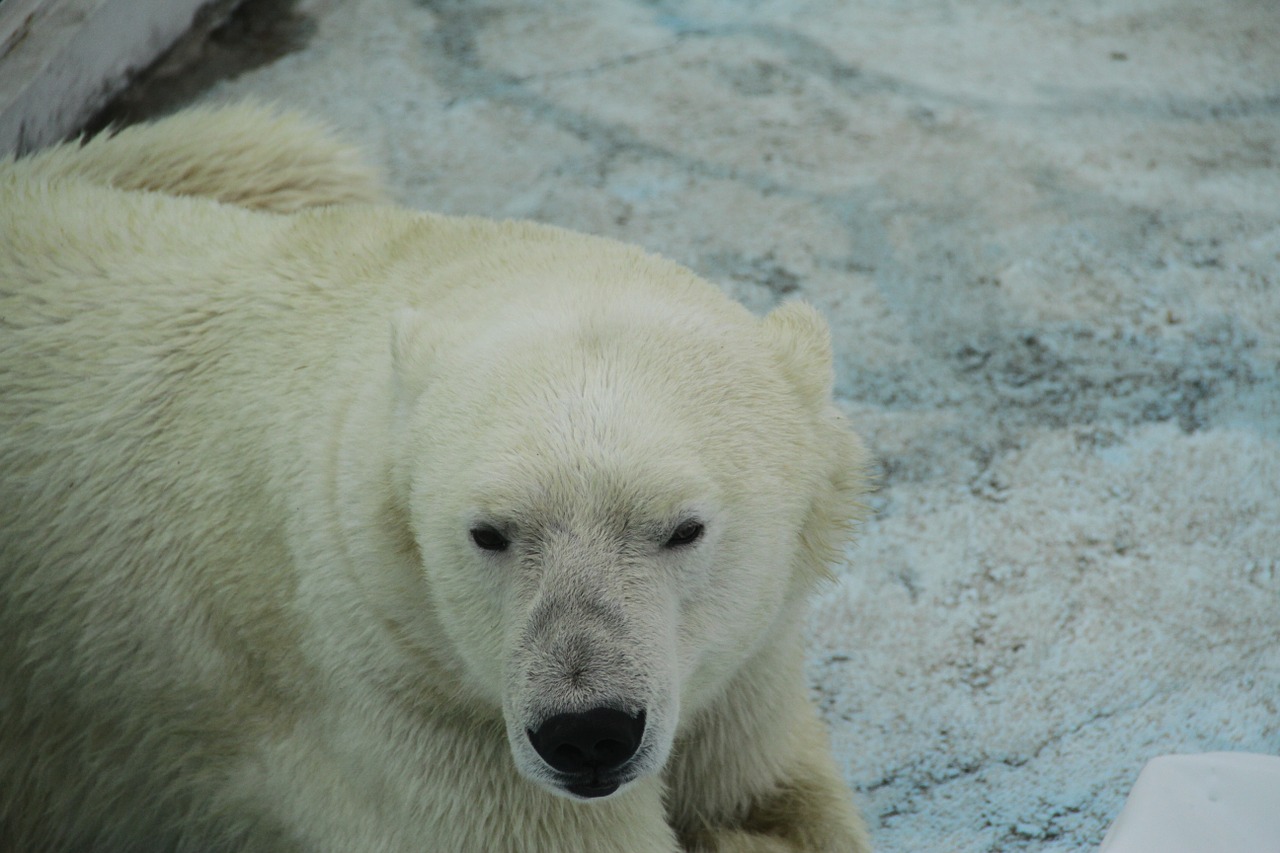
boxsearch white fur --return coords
[0,105,871,852]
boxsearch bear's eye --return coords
[470,525,509,552]
[665,520,704,548]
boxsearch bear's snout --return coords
[526,707,646,797]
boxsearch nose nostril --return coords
[527,707,646,775]
[593,737,628,765]
[552,743,585,765]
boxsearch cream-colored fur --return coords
[16,103,388,211]
[0,105,872,853]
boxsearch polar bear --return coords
[0,105,872,853]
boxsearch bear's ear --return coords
[760,300,835,410]
[390,307,435,404]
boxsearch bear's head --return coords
[383,251,867,801]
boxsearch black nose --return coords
[527,707,646,775]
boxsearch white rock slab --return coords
[1100,753,1280,853]
[0,0,213,154]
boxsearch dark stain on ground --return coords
[82,0,315,137]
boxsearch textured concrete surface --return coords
[116,0,1280,849]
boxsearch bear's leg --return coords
[666,632,872,853]
[19,103,387,212]
[675,734,871,853]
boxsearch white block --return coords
[0,0,213,155]
[1099,753,1280,853]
